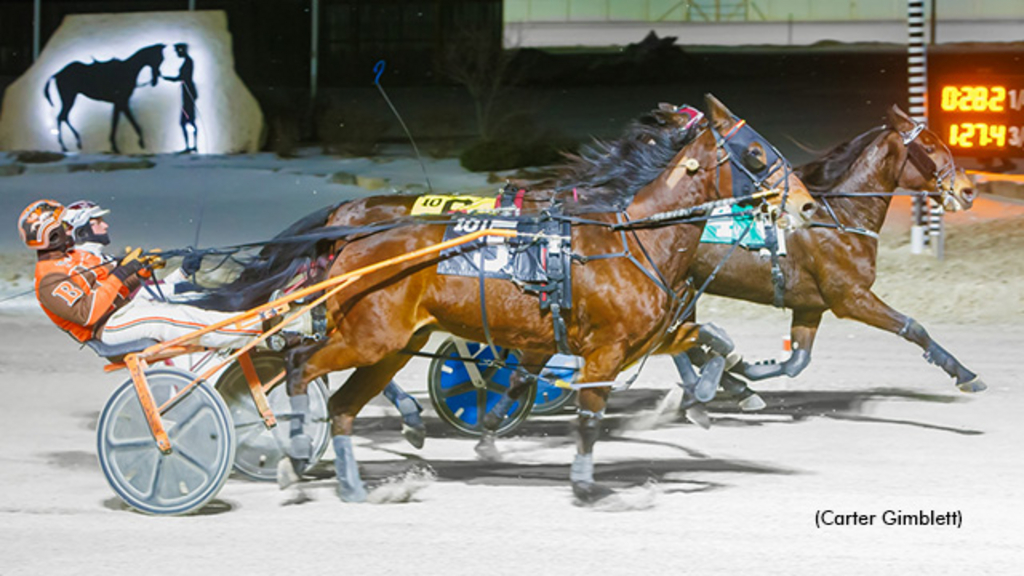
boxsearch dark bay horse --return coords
[44,44,165,153]
[259,95,815,503]
[686,104,983,412]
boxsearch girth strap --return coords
[763,223,786,308]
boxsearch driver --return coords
[18,199,309,350]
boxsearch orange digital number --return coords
[941,85,1008,112]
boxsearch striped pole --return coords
[907,0,944,258]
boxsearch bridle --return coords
[897,122,960,209]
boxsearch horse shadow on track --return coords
[316,386,981,493]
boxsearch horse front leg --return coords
[109,107,122,154]
[121,105,146,150]
[831,289,985,392]
[571,345,625,504]
[475,350,551,461]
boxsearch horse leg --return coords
[668,322,738,425]
[121,105,146,150]
[276,340,328,488]
[56,92,79,152]
[381,380,426,449]
[109,107,122,154]
[475,350,550,461]
[570,345,625,503]
[830,290,985,392]
[736,309,819,381]
[318,329,433,502]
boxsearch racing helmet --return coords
[18,199,67,251]
[63,200,111,246]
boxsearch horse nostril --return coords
[961,187,976,201]
[801,202,816,216]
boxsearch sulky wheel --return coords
[215,352,331,482]
[531,354,580,415]
[428,337,535,437]
[96,367,236,515]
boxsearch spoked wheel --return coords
[428,337,535,437]
[96,367,236,515]
[531,354,580,416]
[215,352,331,482]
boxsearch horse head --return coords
[886,105,975,212]
[137,44,166,87]
[704,94,817,229]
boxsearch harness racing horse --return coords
[44,44,165,153]
[251,95,816,503]
[684,104,982,413]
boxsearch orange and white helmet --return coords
[63,200,111,245]
[18,199,67,251]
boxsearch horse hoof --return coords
[957,377,987,393]
[481,412,504,431]
[572,481,615,504]
[684,405,712,429]
[337,482,368,503]
[401,423,426,449]
[276,458,300,490]
[474,434,502,462]
[738,393,766,411]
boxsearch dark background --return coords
[0,0,1022,168]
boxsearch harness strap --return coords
[763,223,786,308]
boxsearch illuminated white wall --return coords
[0,10,263,155]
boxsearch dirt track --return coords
[1,205,1021,573]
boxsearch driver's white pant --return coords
[99,298,260,349]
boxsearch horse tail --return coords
[190,201,351,311]
[44,76,54,107]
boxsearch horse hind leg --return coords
[323,330,433,502]
[381,381,425,449]
[475,350,550,461]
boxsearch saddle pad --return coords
[411,195,496,216]
[700,205,785,254]
[438,216,547,283]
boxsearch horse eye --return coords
[923,145,935,153]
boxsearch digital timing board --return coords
[929,76,1024,157]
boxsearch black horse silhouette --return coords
[44,44,165,154]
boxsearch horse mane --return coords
[524,110,700,214]
[796,126,888,193]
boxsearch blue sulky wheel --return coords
[96,367,235,515]
[531,354,580,416]
[215,352,331,482]
[427,337,535,437]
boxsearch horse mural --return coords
[192,95,817,502]
[44,44,165,153]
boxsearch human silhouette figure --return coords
[163,43,198,153]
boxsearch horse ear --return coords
[887,104,915,131]
[704,93,735,134]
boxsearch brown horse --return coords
[683,104,982,415]
[257,95,815,502]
